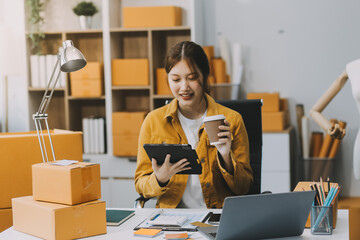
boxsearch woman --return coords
[135,41,253,208]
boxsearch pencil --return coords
[311,183,320,206]
[316,183,324,205]
[330,186,341,206]
[320,177,326,200]
[327,177,330,195]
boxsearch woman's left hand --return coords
[215,120,233,172]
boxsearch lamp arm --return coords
[33,54,61,163]
[36,54,61,115]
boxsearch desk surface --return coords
[0,209,349,240]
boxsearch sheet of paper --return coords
[50,160,78,166]
[135,210,209,230]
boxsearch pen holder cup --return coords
[311,205,333,235]
[294,181,338,229]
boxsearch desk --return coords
[0,209,349,239]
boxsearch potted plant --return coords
[26,0,47,54]
[73,1,99,30]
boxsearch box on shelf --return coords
[203,46,214,73]
[70,62,104,97]
[32,162,101,205]
[70,78,103,97]
[112,59,149,86]
[12,196,106,240]
[280,98,288,111]
[113,134,139,157]
[123,6,182,28]
[0,208,12,232]
[294,181,338,229]
[0,130,82,208]
[69,62,103,80]
[247,92,280,112]
[156,68,172,95]
[112,112,147,157]
[262,111,289,131]
[112,112,147,135]
[212,58,227,83]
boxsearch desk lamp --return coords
[33,40,86,163]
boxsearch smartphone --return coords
[208,213,221,224]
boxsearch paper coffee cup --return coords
[204,114,226,145]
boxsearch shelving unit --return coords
[24,0,234,207]
[26,30,106,132]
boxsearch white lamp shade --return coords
[60,40,86,72]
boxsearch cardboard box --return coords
[212,58,226,83]
[0,208,12,232]
[208,75,215,84]
[338,197,360,240]
[294,181,338,229]
[112,112,147,135]
[112,59,149,86]
[113,134,139,157]
[123,6,182,28]
[203,46,214,74]
[156,68,172,95]
[0,130,82,208]
[71,78,103,97]
[280,98,288,111]
[69,62,103,80]
[32,162,101,205]
[12,196,106,240]
[262,111,289,131]
[247,92,280,112]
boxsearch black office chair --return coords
[134,99,263,207]
[217,99,263,195]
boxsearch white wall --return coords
[206,0,360,196]
[0,0,28,132]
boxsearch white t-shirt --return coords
[176,110,207,208]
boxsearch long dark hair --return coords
[165,41,211,94]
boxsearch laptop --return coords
[198,191,316,240]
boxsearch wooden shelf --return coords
[112,86,151,90]
[28,87,65,92]
[153,95,174,99]
[67,96,106,100]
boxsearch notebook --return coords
[198,191,316,240]
[106,209,135,226]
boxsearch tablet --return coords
[143,144,202,174]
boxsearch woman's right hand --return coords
[152,154,191,185]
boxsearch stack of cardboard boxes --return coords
[247,92,290,131]
[203,45,231,84]
[10,132,106,239]
[0,130,83,233]
[69,62,104,97]
[112,111,147,157]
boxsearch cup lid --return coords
[204,114,225,122]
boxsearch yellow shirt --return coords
[134,94,253,208]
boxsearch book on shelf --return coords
[106,209,135,226]
[82,117,106,154]
[82,118,90,154]
[30,55,40,88]
[38,55,46,88]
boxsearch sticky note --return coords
[134,228,162,237]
